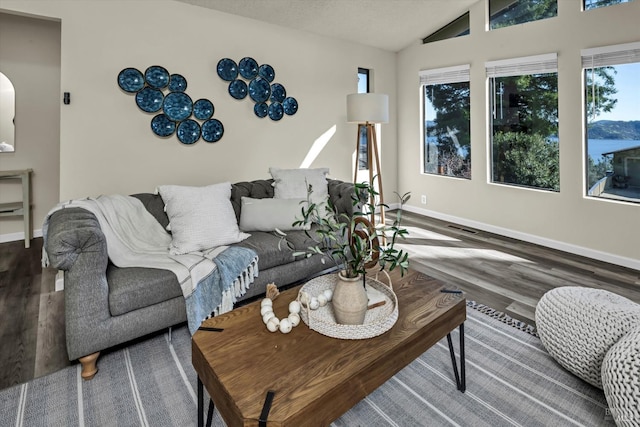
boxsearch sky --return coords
[592,62,639,122]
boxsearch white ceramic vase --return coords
[332,271,368,325]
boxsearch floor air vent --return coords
[447,224,478,234]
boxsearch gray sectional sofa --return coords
[44,178,355,379]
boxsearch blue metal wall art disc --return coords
[118,68,144,93]
[144,65,170,89]
[163,92,193,122]
[228,79,248,99]
[270,83,286,103]
[283,97,298,116]
[268,102,284,121]
[258,64,275,82]
[217,58,238,81]
[193,98,214,120]
[136,87,164,113]
[168,74,187,92]
[177,119,201,144]
[238,57,259,79]
[151,114,176,137]
[202,119,224,142]
[248,77,271,103]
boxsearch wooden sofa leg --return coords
[79,352,100,380]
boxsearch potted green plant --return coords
[283,179,410,324]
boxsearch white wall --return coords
[397,1,640,268]
[0,0,396,230]
[0,12,60,240]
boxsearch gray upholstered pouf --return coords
[535,286,640,389]
[602,326,640,427]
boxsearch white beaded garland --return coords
[289,301,301,314]
[279,318,292,334]
[261,298,273,308]
[299,292,311,305]
[260,298,301,334]
[266,318,279,332]
[288,312,300,327]
[317,294,327,307]
[262,311,275,324]
[298,289,333,311]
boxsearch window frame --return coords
[583,0,635,11]
[357,68,370,170]
[488,0,558,30]
[486,53,560,191]
[422,12,470,44]
[419,64,471,179]
[581,41,640,204]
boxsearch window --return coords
[582,42,640,204]
[357,68,369,94]
[422,12,469,44]
[357,68,370,170]
[584,0,635,10]
[489,0,557,30]
[487,53,559,191]
[420,65,471,179]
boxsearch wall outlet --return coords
[421,195,427,204]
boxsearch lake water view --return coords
[588,139,640,160]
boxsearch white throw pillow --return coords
[157,182,249,255]
[239,197,310,232]
[269,167,330,206]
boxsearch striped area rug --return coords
[1,306,613,427]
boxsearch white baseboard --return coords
[403,205,640,272]
[55,270,64,292]
[0,228,43,244]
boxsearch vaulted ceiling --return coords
[172,0,479,52]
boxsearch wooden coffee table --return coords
[192,268,466,427]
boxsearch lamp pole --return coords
[347,93,388,228]
[353,122,384,227]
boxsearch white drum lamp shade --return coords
[346,93,389,124]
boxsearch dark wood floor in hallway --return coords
[0,238,65,391]
[0,211,638,391]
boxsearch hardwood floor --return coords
[0,238,67,391]
[0,213,638,391]
[398,211,640,325]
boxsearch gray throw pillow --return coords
[269,167,329,205]
[239,197,310,232]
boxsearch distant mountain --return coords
[587,120,640,140]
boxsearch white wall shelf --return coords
[0,169,33,248]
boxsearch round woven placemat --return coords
[298,274,398,340]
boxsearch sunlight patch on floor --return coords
[397,241,534,264]
[403,226,460,241]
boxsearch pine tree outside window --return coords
[420,65,471,179]
[486,53,559,191]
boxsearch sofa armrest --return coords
[328,179,356,218]
[46,208,108,271]
[45,207,112,360]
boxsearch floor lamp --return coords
[346,93,389,227]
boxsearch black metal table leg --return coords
[198,376,215,427]
[446,322,466,393]
[198,377,203,427]
[206,399,214,427]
